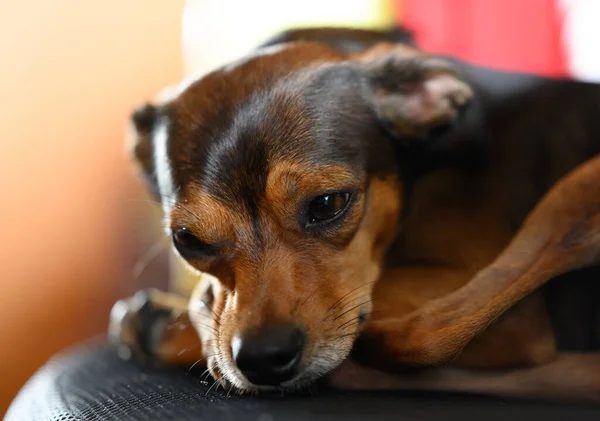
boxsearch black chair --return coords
[6,341,600,421]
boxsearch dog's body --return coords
[110,28,600,401]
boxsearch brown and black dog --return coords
[109,28,600,401]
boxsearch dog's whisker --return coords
[327,291,411,325]
[159,192,207,225]
[186,353,219,375]
[187,307,223,327]
[205,376,223,396]
[209,303,225,316]
[176,345,202,356]
[226,382,235,399]
[335,310,376,331]
[147,190,206,229]
[208,308,224,325]
[334,314,367,332]
[189,314,221,328]
[326,281,372,313]
[199,367,211,381]
[326,281,378,315]
[197,315,221,329]
[131,242,166,280]
[325,290,412,325]
[323,332,359,341]
[332,299,374,322]
[166,317,219,334]
[324,294,373,323]
[294,282,323,316]
[187,358,206,375]
[187,320,219,332]
[188,303,224,320]
[336,288,407,310]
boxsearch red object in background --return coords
[396,0,568,77]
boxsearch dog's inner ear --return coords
[362,54,473,139]
[128,102,159,199]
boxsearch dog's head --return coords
[129,28,471,393]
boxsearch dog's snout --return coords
[232,324,305,386]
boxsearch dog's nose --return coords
[232,324,305,386]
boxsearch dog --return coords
[109,27,600,401]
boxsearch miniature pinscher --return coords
[109,27,600,401]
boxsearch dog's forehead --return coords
[157,43,375,212]
[174,42,345,108]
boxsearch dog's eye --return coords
[307,192,351,224]
[172,228,217,259]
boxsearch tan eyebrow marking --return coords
[264,161,361,220]
[172,184,248,245]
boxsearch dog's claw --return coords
[108,288,175,366]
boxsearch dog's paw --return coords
[108,288,187,366]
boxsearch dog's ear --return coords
[127,102,160,199]
[360,51,473,140]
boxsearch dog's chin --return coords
[212,343,353,395]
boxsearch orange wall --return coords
[0,0,185,414]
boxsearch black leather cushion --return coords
[6,342,600,421]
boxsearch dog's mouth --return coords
[190,278,371,394]
[207,336,356,395]
[199,321,357,394]
[197,321,360,394]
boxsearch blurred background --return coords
[1,0,597,416]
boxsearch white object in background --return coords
[181,0,393,78]
[560,0,600,83]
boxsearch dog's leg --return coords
[109,288,205,367]
[449,291,558,369]
[328,352,600,402]
[355,154,600,366]
[356,266,557,370]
